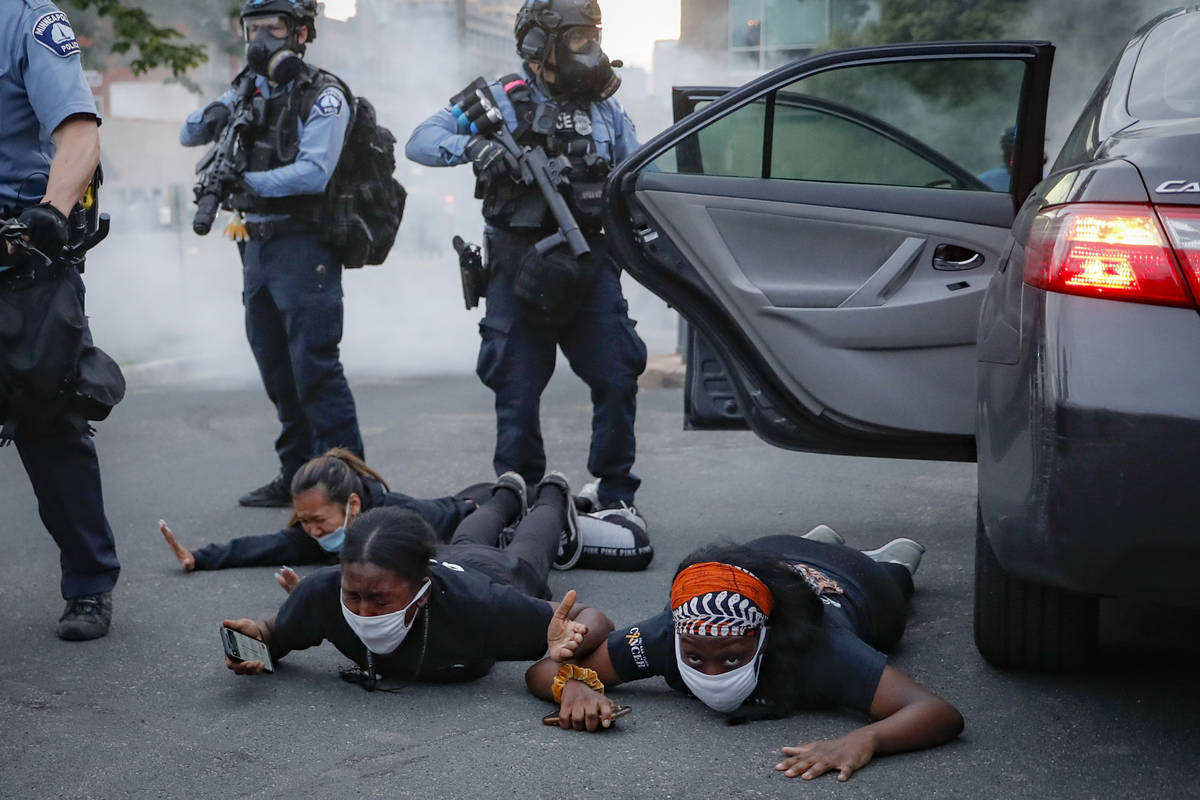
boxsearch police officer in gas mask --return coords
[181,0,364,508]
[407,0,648,531]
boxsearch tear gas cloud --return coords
[84,5,680,384]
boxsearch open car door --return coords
[606,41,1054,461]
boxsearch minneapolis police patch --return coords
[32,11,80,58]
[314,88,344,117]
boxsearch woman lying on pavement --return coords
[222,472,613,687]
[162,449,653,590]
[524,528,964,782]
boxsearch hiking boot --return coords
[539,472,582,570]
[56,592,112,641]
[238,473,292,508]
[863,538,926,576]
[494,471,528,524]
[591,502,647,535]
[801,524,845,546]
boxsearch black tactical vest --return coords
[230,64,341,219]
[480,76,611,232]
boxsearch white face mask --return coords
[341,578,431,655]
[674,629,768,713]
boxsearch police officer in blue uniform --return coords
[182,0,364,507]
[1,0,120,640]
[406,0,648,524]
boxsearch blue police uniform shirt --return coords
[0,1,99,273]
[405,65,640,169]
[181,73,349,221]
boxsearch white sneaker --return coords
[591,502,647,535]
[862,538,926,576]
[801,524,845,546]
[576,478,601,513]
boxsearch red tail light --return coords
[1023,203,1196,308]
[1157,207,1200,304]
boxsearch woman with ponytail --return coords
[160,448,489,585]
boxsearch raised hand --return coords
[275,566,300,594]
[775,731,876,782]
[159,520,195,572]
[546,589,588,663]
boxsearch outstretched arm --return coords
[775,666,964,782]
[159,520,327,572]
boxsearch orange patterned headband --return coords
[670,562,774,636]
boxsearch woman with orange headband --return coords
[524,532,963,782]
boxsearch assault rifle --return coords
[192,72,262,236]
[452,84,590,260]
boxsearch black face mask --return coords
[549,37,620,101]
[246,30,303,84]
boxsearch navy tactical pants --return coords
[240,232,363,478]
[478,228,647,506]
[10,271,119,599]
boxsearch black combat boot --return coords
[238,473,292,508]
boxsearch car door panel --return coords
[637,183,1012,433]
[607,41,1054,460]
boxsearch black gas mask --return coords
[549,26,620,101]
[244,14,304,84]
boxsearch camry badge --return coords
[1156,179,1200,193]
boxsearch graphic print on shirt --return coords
[788,562,845,608]
[623,626,649,670]
[32,11,80,58]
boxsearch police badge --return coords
[573,110,593,137]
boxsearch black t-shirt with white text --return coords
[269,559,554,682]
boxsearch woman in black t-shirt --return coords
[161,448,651,586]
[222,474,613,686]
[524,533,963,782]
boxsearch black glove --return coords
[200,101,232,142]
[465,135,511,183]
[17,202,69,260]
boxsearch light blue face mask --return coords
[317,505,351,553]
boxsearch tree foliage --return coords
[63,0,240,78]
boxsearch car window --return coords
[655,57,1027,193]
[1128,13,1200,120]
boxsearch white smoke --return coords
[84,4,681,383]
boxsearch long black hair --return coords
[674,541,826,723]
[287,447,389,527]
[341,507,435,586]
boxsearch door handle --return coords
[932,244,984,271]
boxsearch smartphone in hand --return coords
[221,625,274,673]
[542,705,631,726]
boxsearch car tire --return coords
[973,508,1098,671]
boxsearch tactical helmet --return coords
[515,0,602,63]
[241,0,319,42]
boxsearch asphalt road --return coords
[2,373,1198,799]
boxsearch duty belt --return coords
[245,218,313,240]
[0,261,69,293]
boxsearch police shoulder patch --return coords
[314,87,345,117]
[31,10,80,58]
